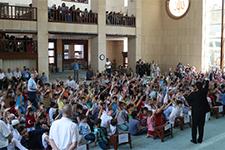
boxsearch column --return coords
[33,0,49,76]
[56,39,63,72]
[128,0,142,71]
[90,0,106,72]
[0,59,2,69]
[128,37,137,70]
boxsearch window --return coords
[204,0,224,69]
[48,42,55,64]
[64,45,69,59]
[124,0,128,7]
[64,44,84,59]
[48,42,54,49]
[74,44,84,59]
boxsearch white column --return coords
[33,0,49,76]
[0,59,2,69]
[90,0,106,72]
[128,0,142,71]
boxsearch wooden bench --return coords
[153,122,173,142]
[174,116,185,130]
[212,105,223,119]
[109,133,132,150]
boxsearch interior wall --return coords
[2,60,36,70]
[106,0,125,13]
[161,0,203,71]
[141,0,163,66]
[141,0,203,72]
[106,41,124,66]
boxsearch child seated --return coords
[146,110,154,137]
[79,115,95,143]
[42,131,51,150]
[109,118,117,136]
[138,107,148,127]
[94,119,109,150]
[168,100,183,125]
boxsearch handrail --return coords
[0,39,37,53]
[48,9,98,24]
[0,5,37,21]
[62,0,89,4]
[106,14,136,27]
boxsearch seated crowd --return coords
[48,3,97,24]
[0,61,224,150]
[106,11,136,27]
[0,33,36,53]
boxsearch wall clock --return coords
[99,54,105,61]
[166,0,190,19]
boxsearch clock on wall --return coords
[166,0,190,19]
[99,54,105,61]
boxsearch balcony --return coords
[48,9,98,24]
[106,13,136,27]
[0,5,37,21]
[0,38,37,60]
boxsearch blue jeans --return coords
[28,91,38,108]
[98,140,109,150]
[84,133,95,143]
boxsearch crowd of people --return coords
[136,59,161,78]
[63,0,89,4]
[0,33,36,53]
[48,3,136,26]
[0,61,224,150]
[106,11,136,27]
[48,3,97,24]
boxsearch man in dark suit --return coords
[186,80,210,144]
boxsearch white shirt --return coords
[49,108,56,124]
[105,61,112,69]
[0,120,11,148]
[6,72,13,80]
[0,73,5,80]
[12,128,22,141]
[49,117,79,150]
[169,106,183,124]
[28,78,37,92]
[100,111,112,128]
[14,71,22,79]
[42,133,49,149]
[66,80,77,89]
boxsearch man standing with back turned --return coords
[49,104,79,150]
[186,79,210,144]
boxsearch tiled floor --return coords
[91,117,225,150]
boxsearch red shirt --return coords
[9,106,18,116]
[137,101,144,111]
[26,114,35,128]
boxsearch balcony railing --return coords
[0,39,37,54]
[0,5,37,21]
[62,0,89,4]
[106,14,136,27]
[48,9,98,24]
